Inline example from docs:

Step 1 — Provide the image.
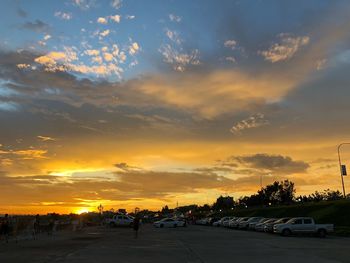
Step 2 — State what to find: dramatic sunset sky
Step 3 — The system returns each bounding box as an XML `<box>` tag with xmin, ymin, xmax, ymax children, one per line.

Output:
<box><xmin>1</xmin><ymin>0</ymin><xmax>350</xmax><ymax>214</ymax></box>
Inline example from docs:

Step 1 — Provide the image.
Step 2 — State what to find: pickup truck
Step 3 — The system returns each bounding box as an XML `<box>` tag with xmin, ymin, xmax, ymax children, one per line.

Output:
<box><xmin>105</xmin><ymin>214</ymin><xmax>134</xmax><ymax>227</ymax></box>
<box><xmin>273</xmin><ymin>217</ymin><xmax>334</xmax><ymax>237</ymax></box>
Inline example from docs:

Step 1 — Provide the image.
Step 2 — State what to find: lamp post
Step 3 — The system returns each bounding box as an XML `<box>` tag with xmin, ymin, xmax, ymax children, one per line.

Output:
<box><xmin>337</xmin><ymin>143</ymin><xmax>349</xmax><ymax>197</ymax></box>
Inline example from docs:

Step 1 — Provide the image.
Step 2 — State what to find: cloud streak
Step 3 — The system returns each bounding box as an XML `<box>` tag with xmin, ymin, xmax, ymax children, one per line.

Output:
<box><xmin>21</xmin><ymin>20</ymin><xmax>50</xmax><ymax>33</ymax></box>
<box><xmin>226</xmin><ymin>153</ymin><xmax>310</xmax><ymax>175</ymax></box>
<box><xmin>259</xmin><ymin>34</ymin><xmax>310</xmax><ymax>63</ymax></box>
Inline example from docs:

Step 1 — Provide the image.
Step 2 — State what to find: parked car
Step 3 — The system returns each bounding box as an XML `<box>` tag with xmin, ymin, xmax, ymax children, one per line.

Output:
<box><xmin>228</xmin><ymin>217</ymin><xmax>241</xmax><ymax>228</ymax></box>
<box><xmin>239</xmin><ymin>217</ymin><xmax>263</xmax><ymax>230</ymax></box>
<box><xmin>230</xmin><ymin>217</ymin><xmax>248</xmax><ymax>228</ymax></box>
<box><xmin>248</xmin><ymin>218</ymin><xmax>270</xmax><ymax>230</ymax></box>
<box><xmin>263</xmin><ymin>217</ymin><xmax>290</xmax><ymax>232</ymax></box>
<box><xmin>195</xmin><ymin>218</ymin><xmax>209</xmax><ymax>225</ymax></box>
<box><xmin>223</xmin><ymin>217</ymin><xmax>237</xmax><ymax>227</ymax></box>
<box><xmin>105</xmin><ymin>214</ymin><xmax>134</xmax><ymax>227</ymax></box>
<box><xmin>212</xmin><ymin>217</ymin><xmax>234</xmax><ymax>227</ymax></box>
<box><xmin>273</xmin><ymin>217</ymin><xmax>334</xmax><ymax>237</ymax></box>
<box><xmin>213</xmin><ymin>217</ymin><xmax>227</xmax><ymax>227</ymax></box>
<box><xmin>254</xmin><ymin>218</ymin><xmax>277</xmax><ymax>232</ymax></box>
<box><xmin>153</xmin><ymin>218</ymin><xmax>186</xmax><ymax>228</ymax></box>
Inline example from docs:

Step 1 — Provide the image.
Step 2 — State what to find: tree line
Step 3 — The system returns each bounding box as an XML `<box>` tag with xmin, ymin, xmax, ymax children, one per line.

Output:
<box><xmin>164</xmin><ymin>180</ymin><xmax>345</xmax><ymax>215</ymax></box>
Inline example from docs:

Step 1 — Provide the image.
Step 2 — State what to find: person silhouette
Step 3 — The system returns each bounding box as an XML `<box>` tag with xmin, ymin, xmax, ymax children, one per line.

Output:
<box><xmin>2</xmin><ymin>214</ymin><xmax>9</xmax><ymax>243</ymax></box>
<box><xmin>48</xmin><ymin>218</ymin><xmax>54</xmax><ymax>236</ymax></box>
<box><xmin>133</xmin><ymin>216</ymin><xmax>140</xmax><ymax>239</ymax></box>
<box><xmin>33</xmin><ymin>214</ymin><xmax>40</xmax><ymax>240</ymax></box>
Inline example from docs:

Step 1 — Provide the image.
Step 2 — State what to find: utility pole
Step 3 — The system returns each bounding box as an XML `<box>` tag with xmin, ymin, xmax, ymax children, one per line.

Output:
<box><xmin>337</xmin><ymin>143</ymin><xmax>349</xmax><ymax>197</ymax></box>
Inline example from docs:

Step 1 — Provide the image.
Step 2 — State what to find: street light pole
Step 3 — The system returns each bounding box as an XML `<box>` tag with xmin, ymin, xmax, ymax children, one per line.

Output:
<box><xmin>337</xmin><ymin>143</ymin><xmax>349</xmax><ymax>197</ymax></box>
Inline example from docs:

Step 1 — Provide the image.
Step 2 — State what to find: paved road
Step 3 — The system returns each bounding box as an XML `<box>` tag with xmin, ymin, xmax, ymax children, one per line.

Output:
<box><xmin>1</xmin><ymin>225</ymin><xmax>350</xmax><ymax>263</ymax></box>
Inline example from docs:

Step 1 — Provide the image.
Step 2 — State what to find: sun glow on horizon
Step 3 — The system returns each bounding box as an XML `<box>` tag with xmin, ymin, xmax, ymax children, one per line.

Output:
<box><xmin>74</xmin><ymin>208</ymin><xmax>91</xmax><ymax>214</ymax></box>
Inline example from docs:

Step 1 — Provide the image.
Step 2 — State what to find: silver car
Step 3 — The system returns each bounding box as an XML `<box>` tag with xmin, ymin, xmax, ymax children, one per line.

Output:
<box><xmin>248</xmin><ymin>218</ymin><xmax>269</xmax><ymax>230</ymax></box>
<box><xmin>228</xmin><ymin>217</ymin><xmax>247</xmax><ymax>228</ymax></box>
<box><xmin>239</xmin><ymin>217</ymin><xmax>263</xmax><ymax>230</ymax></box>
<box><xmin>264</xmin><ymin>218</ymin><xmax>290</xmax><ymax>232</ymax></box>
<box><xmin>255</xmin><ymin>218</ymin><xmax>277</xmax><ymax>232</ymax></box>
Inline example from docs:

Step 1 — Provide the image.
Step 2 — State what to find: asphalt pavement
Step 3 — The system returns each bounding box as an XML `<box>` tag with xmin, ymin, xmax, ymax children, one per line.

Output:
<box><xmin>1</xmin><ymin>224</ymin><xmax>349</xmax><ymax>263</ymax></box>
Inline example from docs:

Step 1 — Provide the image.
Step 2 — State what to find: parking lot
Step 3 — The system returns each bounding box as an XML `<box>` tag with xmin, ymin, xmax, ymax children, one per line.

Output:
<box><xmin>1</xmin><ymin>224</ymin><xmax>349</xmax><ymax>263</ymax></box>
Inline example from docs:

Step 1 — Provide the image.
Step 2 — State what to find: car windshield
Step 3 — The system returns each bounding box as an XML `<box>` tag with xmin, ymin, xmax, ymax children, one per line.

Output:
<box><xmin>258</xmin><ymin>218</ymin><xmax>268</xmax><ymax>223</ymax></box>
<box><xmin>286</xmin><ymin>218</ymin><xmax>297</xmax><ymax>224</ymax></box>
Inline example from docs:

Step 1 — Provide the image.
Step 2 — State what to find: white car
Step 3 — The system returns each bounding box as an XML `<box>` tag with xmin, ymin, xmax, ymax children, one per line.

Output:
<box><xmin>248</xmin><ymin>218</ymin><xmax>269</xmax><ymax>230</ymax></box>
<box><xmin>223</xmin><ymin>217</ymin><xmax>237</xmax><ymax>227</ymax></box>
<box><xmin>229</xmin><ymin>217</ymin><xmax>248</xmax><ymax>228</ymax></box>
<box><xmin>196</xmin><ymin>218</ymin><xmax>209</xmax><ymax>225</ymax></box>
<box><xmin>273</xmin><ymin>217</ymin><xmax>334</xmax><ymax>237</ymax></box>
<box><xmin>239</xmin><ymin>217</ymin><xmax>263</xmax><ymax>230</ymax></box>
<box><xmin>105</xmin><ymin>214</ymin><xmax>134</xmax><ymax>227</ymax></box>
<box><xmin>213</xmin><ymin>217</ymin><xmax>235</xmax><ymax>227</ymax></box>
<box><xmin>255</xmin><ymin>218</ymin><xmax>277</xmax><ymax>232</ymax></box>
<box><xmin>153</xmin><ymin>218</ymin><xmax>186</xmax><ymax>228</ymax></box>
<box><xmin>263</xmin><ymin>218</ymin><xmax>290</xmax><ymax>232</ymax></box>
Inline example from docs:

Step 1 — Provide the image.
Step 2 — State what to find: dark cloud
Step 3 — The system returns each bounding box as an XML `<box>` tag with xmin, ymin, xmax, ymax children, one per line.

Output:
<box><xmin>20</xmin><ymin>20</ymin><xmax>50</xmax><ymax>33</ymax></box>
<box><xmin>0</xmin><ymin>50</ymin><xmax>197</xmax><ymax>145</ymax></box>
<box><xmin>17</xmin><ymin>7</ymin><xmax>27</xmax><ymax>18</ymax></box>
<box><xmin>194</xmin><ymin>166</ymin><xmax>234</xmax><ymax>173</ymax></box>
<box><xmin>227</xmin><ymin>153</ymin><xmax>309</xmax><ymax>174</ymax></box>
<box><xmin>114</xmin><ymin>163</ymin><xmax>140</xmax><ymax>171</ymax></box>
<box><xmin>0</xmin><ymin>167</ymin><xmax>236</xmax><ymax>206</ymax></box>
<box><xmin>115</xmin><ymin>170</ymin><xmax>235</xmax><ymax>195</ymax></box>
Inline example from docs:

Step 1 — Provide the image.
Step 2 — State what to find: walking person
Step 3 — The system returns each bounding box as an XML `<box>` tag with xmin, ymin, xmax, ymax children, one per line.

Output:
<box><xmin>133</xmin><ymin>216</ymin><xmax>140</xmax><ymax>239</ymax></box>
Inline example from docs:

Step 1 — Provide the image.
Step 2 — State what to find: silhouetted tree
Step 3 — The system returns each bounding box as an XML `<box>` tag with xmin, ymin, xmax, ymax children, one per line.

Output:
<box><xmin>238</xmin><ymin>180</ymin><xmax>296</xmax><ymax>207</ymax></box>
<box><xmin>201</xmin><ymin>204</ymin><xmax>211</xmax><ymax>212</ymax></box>
<box><xmin>212</xmin><ymin>196</ymin><xmax>235</xmax><ymax>211</ymax></box>
<box><xmin>323</xmin><ymin>189</ymin><xmax>343</xmax><ymax>201</ymax></box>
<box><xmin>298</xmin><ymin>189</ymin><xmax>343</xmax><ymax>202</ymax></box>
<box><xmin>276</xmin><ymin>180</ymin><xmax>295</xmax><ymax>204</ymax></box>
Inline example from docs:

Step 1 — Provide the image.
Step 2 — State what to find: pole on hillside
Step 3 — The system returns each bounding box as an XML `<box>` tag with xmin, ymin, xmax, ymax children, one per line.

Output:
<box><xmin>337</xmin><ymin>143</ymin><xmax>349</xmax><ymax>198</ymax></box>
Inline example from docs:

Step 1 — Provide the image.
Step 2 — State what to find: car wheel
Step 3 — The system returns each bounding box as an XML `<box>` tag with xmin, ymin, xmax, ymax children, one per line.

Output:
<box><xmin>109</xmin><ymin>222</ymin><xmax>116</xmax><ymax>228</ymax></box>
<box><xmin>282</xmin><ymin>229</ymin><xmax>291</xmax><ymax>236</ymax></box>
<box><xmin>318</xmin><ymin>229</ymin><xmax>326</xmax><ymax>238</ymax></box>
<box><xmin>160</xmin><ymin>224</ymin><xmax>164</xmax><ymax>228</ymax></box>
<box><xmin>174</xmin><ymin>224</ymin><xmax>177</xmax><ymax>228</ymax></box>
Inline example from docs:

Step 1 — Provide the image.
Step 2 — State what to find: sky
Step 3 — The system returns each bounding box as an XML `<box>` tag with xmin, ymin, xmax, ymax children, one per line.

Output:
<box><xmin>1</xmin><ymin>0</ymin><xmax>350</xmax><ymax>214</ymax></box>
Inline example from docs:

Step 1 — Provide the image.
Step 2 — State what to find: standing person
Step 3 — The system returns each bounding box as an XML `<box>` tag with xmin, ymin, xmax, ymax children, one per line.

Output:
<box><xmin>2</xmin><ymin>214</ymin><xmax>10</xmax><ymax>243</ymax></box>
<box><xmin>33</xmin><ymin>214</ymin><xmax>40</xmax><ymax>240</ymax></box>
<box><xmin>133</xmin><ymin>216</ymin><xmax>140</xmax><ymax>239</ymax></box>
<box><xmin>48</xmin><ymin>218</ymin><xmax>54</xmax><ymax>236</ymax></box>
